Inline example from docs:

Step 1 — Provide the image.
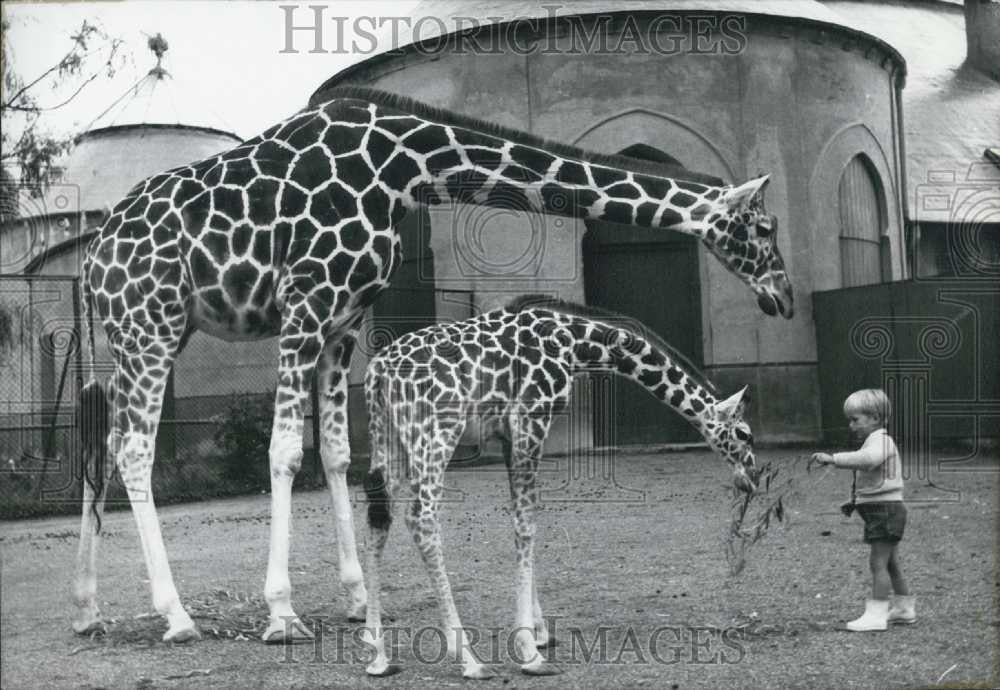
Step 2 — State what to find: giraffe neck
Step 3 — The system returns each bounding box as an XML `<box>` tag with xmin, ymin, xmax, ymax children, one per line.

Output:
<box><xmin>338</xmin><ymin>94</ymin><xmax>726</xmax><ymax>240</ymax></box>
<box><xmin>411</xmin><ymin>132</ymin><xmax>719</xmax><ymax>238</ymax></box>
<box><xmin>568</xmin><ymin>317</ymin><xmax>719</xmax><ymax>433</ymax></box>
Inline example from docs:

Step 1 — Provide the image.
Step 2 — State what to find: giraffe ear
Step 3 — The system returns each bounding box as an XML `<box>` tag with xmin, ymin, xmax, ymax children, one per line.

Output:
<box><xmin>716</xmin><ymin>385</ymin><xmax>750</xmax><ymax>420</ymax></box>
<box><xmin>723</xmin><ymin>175</ymin><xmax>770</xmax><ymax>209</ymax></box>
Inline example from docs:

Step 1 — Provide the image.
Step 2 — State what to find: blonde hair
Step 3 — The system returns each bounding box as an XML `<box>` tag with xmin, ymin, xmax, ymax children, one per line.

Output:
<box><xmin>843</xmin><ymin>388</ymin><xmax>891</xmax><ymax>423</ymax></box>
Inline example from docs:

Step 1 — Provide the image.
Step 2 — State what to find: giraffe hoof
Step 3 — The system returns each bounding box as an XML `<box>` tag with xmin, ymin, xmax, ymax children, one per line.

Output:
<box><xmin>163</xmin><ymin>625</ymin><xmax>201</xmax><ymax>643</ymax></box>
<box><xmin>346</xmin><ymin>604</ymin><xmax>367</xmax><ymax>623</ymax></box>
<box><xmin>366</xmin><ymin>660</ymin><xmax>403</xmax><ymax>677</ymax></box>
<box><xmin>535</xmin><ymin>635</ymin><xmax>556</xmax><ymax>649</ymax></box>
<box><xmin>262</xmin><ymin>617</ymin><xmax>315</xmax><ymax>644</ymax></box>
<box><xmin>352</xmin><ymin>609</ymin><xmax>394</xmax><ymax>623</ymax></box>
<box><xmin>462</xmin><ymin>665</ymin><xmax>495</xmax><ymax>680</ymax></box>
<box><xmin>521</xmin><ymin>660</ymin><xmax>562</xmax><ymax>676</ymax></box>
<box><xmin>72</xmin><ymin>614</ymin><xmax>106</xmax><ymax>636</ymax></box>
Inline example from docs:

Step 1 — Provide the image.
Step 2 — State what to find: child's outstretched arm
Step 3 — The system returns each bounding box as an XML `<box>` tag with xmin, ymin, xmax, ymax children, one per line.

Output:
<box><xmin>811</xmin><ymin>452</ymin><xmax>836</xmax><ymax>466</ymax></box>
<box><xmin>812</xmin><ymin>434</ymin><xmax>887</xmax><ymax>470</ymax></box>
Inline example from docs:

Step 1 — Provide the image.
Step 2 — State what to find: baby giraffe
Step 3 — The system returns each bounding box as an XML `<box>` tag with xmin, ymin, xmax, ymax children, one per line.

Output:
<box><xmin>361</xmin><ymin>295</ymin><xmax>757</xmax><ymax>679</ymax></box>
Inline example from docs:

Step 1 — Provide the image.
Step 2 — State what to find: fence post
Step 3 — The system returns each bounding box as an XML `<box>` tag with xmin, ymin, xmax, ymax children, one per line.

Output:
<box><xmin>37</xmin><ymin>332</ymin><xmax>73</xmax><ymax>500</ymax></box>
<box><xmin>73</xmin><ymin>278</ymin><xmax>83</xmax><ymax>500</ymax></box>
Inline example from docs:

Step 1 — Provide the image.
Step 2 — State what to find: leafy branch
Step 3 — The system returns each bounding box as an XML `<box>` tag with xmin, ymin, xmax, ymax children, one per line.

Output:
<box><xmin>1</xmin><ymin>16</ymin><xmax>126</xmax><ymax>197</ymax></box>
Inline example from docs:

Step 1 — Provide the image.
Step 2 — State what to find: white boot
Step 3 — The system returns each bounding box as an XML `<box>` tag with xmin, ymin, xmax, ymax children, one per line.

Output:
<box><xmin>888</xmin><ymin>595</ymin><xmax>916</xmax><ymax>624</ymax></box>
<box><xmin>845</xmin><ymin>599</ymin><xmax>889</xmax><ymax>632</ymax></box>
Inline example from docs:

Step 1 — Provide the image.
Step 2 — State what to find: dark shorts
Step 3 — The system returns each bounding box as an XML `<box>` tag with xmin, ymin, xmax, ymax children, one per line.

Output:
<box><xmin>856</xmin><ymin>501</ymin><xmax>907</xmax><ymax>543</ymax></box>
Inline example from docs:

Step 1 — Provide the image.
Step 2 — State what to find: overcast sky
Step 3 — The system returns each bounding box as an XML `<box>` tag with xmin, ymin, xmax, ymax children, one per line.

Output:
<box><xmin>5</xmin><ymin>1</ymin><xmax>421</xmax><ymax>141</ymax></box>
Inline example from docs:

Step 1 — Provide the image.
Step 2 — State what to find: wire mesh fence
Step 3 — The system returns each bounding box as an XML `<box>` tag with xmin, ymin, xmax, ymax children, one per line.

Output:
<box><xmin>0</xmin><ymin>276</ymin><xmax>475</xmax><ymax>519</ymax></box>
<box><xmin>0</xmin><ymin>275</ymin><xmax>83</xmax><ymax>518</ymax></box>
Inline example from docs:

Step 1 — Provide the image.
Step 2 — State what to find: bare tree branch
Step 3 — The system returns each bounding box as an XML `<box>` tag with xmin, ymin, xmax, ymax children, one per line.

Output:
<box><xmin>1</xmin><ymin>16</ymin><xmax>126</xmax><ymax>195</ymax></box>
<box><xmin>2</xmin><ymin>28</ymin><xmax>123</xmax><ymax>111</ymax></box>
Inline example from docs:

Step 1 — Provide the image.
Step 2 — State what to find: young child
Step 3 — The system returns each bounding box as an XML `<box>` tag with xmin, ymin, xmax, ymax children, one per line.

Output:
<box><xmin>812</xmin><ymin>388</ymin><xmax>915</xmax><ymax>631</ymax></box>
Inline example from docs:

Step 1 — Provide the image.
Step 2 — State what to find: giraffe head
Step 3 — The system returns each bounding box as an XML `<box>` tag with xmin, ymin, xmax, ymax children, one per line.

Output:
<box><xmin>699</xmin><ymin>176</ymin><xmax>794</xmax><ymax>319</ymax></box>
<box><xmin>704</xmin><ymin>386</ymin><xmax>757</xmax><ymax>493</ymax></box>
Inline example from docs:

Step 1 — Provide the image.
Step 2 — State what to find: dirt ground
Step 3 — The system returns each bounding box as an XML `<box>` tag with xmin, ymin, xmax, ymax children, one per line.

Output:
<box><xmin>2</xmin><ymin>448</ymin><xmax>997</xmax><ymax>689</ymax></box>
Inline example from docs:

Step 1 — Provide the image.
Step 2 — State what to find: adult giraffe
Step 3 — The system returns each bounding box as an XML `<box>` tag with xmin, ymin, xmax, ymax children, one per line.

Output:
<box><xmin>73</xmin><ymin>86</ymin><xmax>793</xmax><ymax>644</ymax></box>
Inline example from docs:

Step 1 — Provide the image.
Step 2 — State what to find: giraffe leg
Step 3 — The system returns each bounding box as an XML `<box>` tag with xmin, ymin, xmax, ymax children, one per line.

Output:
<box><xmin>501</xmin><ymin>431</ymin><xmax>553</xmax><ymax>651</ymax></box>
<box><xmin>405</xmin><ymin>423</ymin><xmax>492</xmax><ymax>680</ymax></box>
<box><xmin>72</xmin><ymin>484</ymin><xmax>108</xmax><ymax>635</ymax></box>
<box><xmin>262</xmin><ymin>437</ymin><xmax>314</xmax><ymax>642</ymax></box>
<box><xmin>122</xmin><ymin>439</ymin><xmax>199</xmax><ymax>642</ymax></box>
<box><xmin>112</xmin><ymin>355</ymin><xmax>199</xmax><ymax>642</ymax></box>
<box><xmin>262</xmin><ymin>315</ymin><xmax>330</xmax><ymax>643</ymax></box>
<box><xmin>363</xmin><ymin>361</ymin><xmax>403</xmax><ymax>675</ymax></box>
<box><xmin>72</xmin><ymin>438</ymin><xmax>111</xmax><ymax>634</ymax></box>
<box><xmin>73</xmin><ymin>375</ymin><xmax>113</xmax><ymax>634</ymax></box>
<box><xmin>507</xmin><ymin>417</ymin><xmax>560</xmax><ymax>675</ymax></box>
<box><xmin>316</xmin><ymin>333</ymin><xmax>366</xmax><ymax>621</ymax></box>
<box><xmin>532</xmin><ymin>579</ymin><xmax>553</xmax><ymax>649</ymax></box>
<box><xmin>361</xmin><ymin>467</ymin><xmax>400</xmax><ymax>677</ymax></box>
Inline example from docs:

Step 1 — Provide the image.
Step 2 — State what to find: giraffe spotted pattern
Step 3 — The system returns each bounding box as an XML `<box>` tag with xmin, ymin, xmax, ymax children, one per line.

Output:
<box><xmin>74</xmin><ymin>86</ymin><xmax>787</xmax><ymax>646</ymax></box>
<box><xmin>361</xmin><ymin>295</ymin><xmax>756</xmax><ymax>678</ymax></box>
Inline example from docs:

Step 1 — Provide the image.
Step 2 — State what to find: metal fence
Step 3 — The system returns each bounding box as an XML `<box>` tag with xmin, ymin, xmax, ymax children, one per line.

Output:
<box><xmin>0</xmin><ymin>275</ymin><xmax>83</xmax><ymax>518</ymax></box>
<box><xmin>813</xmin><ymin>278</ymin><xmax>999</xmax><ymax>448</ymax></box>
<box><xmin>0</xmin><ymin>276</ymin><xmax>475</xmax><ymax>519</ymax></box>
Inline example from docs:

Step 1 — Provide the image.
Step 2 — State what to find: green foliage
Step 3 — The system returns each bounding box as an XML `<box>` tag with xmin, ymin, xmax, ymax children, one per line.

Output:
<box><xmin>212</xmin><ymin>394</ymin><xmax>273</xmax><ymax>491</ymax></box>
<box><xmin>1</xmin><ymin>16</ymin><xmax>125</xmax><ymax>197</ymax></box>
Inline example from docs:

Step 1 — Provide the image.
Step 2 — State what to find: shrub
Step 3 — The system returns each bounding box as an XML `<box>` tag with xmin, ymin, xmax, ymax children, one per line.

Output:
<box><xmin>212</xmin><ymin>394</ymin><xmax>273</xmax><ymax>491</ymax></box>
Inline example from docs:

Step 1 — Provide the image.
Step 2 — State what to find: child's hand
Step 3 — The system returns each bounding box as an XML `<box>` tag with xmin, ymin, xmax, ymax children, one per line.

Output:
<box><xmin>811</xmin><ymin>452</ymin><xmax>835</xmax><ymax>466</ymax></box>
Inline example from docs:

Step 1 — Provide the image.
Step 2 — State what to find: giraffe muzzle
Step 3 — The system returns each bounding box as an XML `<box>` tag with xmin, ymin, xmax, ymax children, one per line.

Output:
<box><xmin>757</xmin><ymin>292</ymin><xmax>779</xmax><ymax>317</ymax></box>
<box><xmin>756</xmin><ymin>278</ymin><xmax>794</xmax><ymax>319</ymax></box>
<box><xmin>776</xmin><ymin>276</ymin><xmax>795</xmax><ymax>318</ymax></box>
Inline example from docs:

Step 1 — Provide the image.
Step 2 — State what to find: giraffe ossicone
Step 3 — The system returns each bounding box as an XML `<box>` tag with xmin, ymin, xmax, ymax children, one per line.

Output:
<box><xmin>74</xmin><ymin>86</ymin><xmax>788</xmax><ymax>644</ymax></box>
<box><xmin>361</xmin><ymin>295</ymin><xmax>757</xmax><ymax>678</ymax></box>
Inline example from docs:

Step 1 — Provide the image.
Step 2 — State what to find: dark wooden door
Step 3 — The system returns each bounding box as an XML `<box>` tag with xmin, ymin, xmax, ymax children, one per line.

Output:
<box><xmin>373</xmin><ymin>207</ymin><xmax>436</xmax><ymax>341</ymax></box>
<box><xmin>583</xmin><ymin>224</ymin><xmax>703</xmax><ymax>445</ymax></box>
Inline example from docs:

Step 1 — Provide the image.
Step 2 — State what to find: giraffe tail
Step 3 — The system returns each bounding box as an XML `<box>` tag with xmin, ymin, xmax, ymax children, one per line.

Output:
<box><xmin>363</xmin><ymin>467</ymin><xmax>392</xmax><ymax>531</ymax></box>
<box><xmin>77</xmin><ymin>275</ymin><xmax>108</xmax><ymax>531</ymax></box>
<box><xmin>77</xmin><ymin>378</ymin><xmax>109</xmax><ymax>532</ymax></box>
<box><xmin>363</xmin><ymin>367</ymin><xmax>392</xmax><ymax>531</ymax></box>
<box><xmin>79</xmin><ymin>255</ymin><xmax>99</xmax><ymax>385</ymax></box>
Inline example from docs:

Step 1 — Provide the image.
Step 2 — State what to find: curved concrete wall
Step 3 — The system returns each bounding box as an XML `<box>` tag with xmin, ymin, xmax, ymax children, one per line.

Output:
<box><xmin>312</xmin><ymin>11</ymin><xmax>905</xmax><ymax>442</ymax></box>
<box><xmin>60</xmin><ymin>126</ymin><xmax>241</xmax><ymax>214</ymax></box>
<box><xmin>2</xmin><ymin>127</ymin><xmax>240</xmax><ymax>276</ymax></box>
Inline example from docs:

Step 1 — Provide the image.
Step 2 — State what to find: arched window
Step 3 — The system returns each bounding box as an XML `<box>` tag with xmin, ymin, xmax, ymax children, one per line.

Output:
<box><xmin>838</xmin><ymin>155</ymin><xmax>888</xmax><ymax>287</ymax></box>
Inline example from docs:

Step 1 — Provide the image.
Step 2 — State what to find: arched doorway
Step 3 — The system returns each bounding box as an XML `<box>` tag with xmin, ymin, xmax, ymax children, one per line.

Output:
<box><xmin>838</xmin><ymin>154</ymin><xmax>889</xmax><ymax>287</ymax></box>
<box><xmin>583</xmin><ymin>144</ymin><xmax>704</xmax><ymax>446</ymax></box>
